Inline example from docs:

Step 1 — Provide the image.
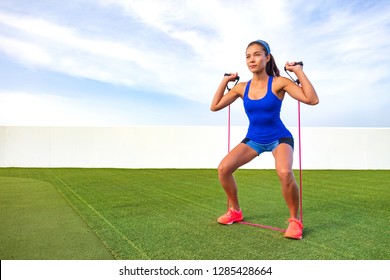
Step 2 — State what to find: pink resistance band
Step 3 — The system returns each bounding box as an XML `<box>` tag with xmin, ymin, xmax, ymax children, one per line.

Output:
<box><xmin>226</xmin><ymin>101</ymin><xmax>303</xmax><ymax>232</ymax></box>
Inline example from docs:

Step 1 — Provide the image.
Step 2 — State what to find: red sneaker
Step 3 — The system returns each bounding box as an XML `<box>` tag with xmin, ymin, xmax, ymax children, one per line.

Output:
<box><xmin>284</xmin><ymin>218</ymin><xmax>304</xmax><ymax>239</ymax></box>
<box><xmin>217</xmin><ymin>208</ymin><xmax>243</xmax><ymax>225</ymax></box>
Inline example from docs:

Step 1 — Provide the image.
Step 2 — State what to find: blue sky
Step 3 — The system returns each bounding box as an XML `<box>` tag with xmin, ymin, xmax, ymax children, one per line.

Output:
<box><xmin>0</xmin><ymin>0</ymin><xmax>389</xmax><ymax>126</ymax></box>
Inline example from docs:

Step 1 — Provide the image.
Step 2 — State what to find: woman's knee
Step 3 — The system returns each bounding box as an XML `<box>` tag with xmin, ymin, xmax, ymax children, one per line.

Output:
<box><xmin>218</xmin><ymin>161</ymin><xmax>234</xmax><ymax>177</ymax></box>
<box><xmin>276</xmin><ymin>168</ymin><xmax>294</xmax><ymax>182</ymax></box>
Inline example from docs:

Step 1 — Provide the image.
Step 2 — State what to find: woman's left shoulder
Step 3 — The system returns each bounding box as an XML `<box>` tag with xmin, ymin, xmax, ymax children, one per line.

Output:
<box><xmin>273</xmin><ymin>75</ymin><xmax>289</xmax><ymax>84</ymax></box>
<box><xmin>272</xmin><ymin>76</ymin><xmax>290</xmax><ymax>90</ymax></box>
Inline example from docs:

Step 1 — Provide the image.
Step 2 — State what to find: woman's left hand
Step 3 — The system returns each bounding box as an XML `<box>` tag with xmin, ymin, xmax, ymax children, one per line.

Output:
<box><xmin>285</xmin><ymin>61</ymin><xmax>303</xmax><ymax>72</ymax></box>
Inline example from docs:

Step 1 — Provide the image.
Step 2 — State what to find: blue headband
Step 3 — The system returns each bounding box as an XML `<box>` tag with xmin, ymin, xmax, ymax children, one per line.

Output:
<box><xmin>256</xmin><ymin>40</ymin><xmax>271</xmax><ymax>54</ymax></box>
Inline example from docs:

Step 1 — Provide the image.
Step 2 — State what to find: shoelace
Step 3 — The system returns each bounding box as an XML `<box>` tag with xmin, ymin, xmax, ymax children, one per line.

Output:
<box><xmin>287</xmin><ymin>218</ymin><xmax>303</xmax><ymax>228</ymax></box>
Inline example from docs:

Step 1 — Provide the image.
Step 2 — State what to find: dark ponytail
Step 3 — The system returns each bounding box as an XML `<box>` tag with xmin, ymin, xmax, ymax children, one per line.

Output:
<box><xmin>266</xmin><ymin>54</ymin><xmax>280</xmax><ymax>77</ymax></box>
<box><xmin>247</xmin><ymin>40</ymin><xmax>280</xmax><ymax>77</ymax></box>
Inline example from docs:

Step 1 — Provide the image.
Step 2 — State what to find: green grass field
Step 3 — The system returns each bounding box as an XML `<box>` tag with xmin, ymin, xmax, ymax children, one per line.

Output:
<box><xmin>0</xmin><ymin>168</ymin><xmax>389</xmax><ymax>260</ymax></box>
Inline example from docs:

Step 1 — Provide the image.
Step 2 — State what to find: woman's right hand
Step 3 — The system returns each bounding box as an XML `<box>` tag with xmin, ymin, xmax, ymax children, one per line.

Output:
<box><xmin>224</xmin><ymin>72</ymin><xmax>239</xmax><ymax>82</ymax></box>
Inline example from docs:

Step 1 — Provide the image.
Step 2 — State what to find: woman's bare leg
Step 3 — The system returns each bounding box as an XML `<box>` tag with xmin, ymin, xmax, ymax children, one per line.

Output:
<box><xmin>218</xmin><ymin>143</ymin><xmax>258</xmax><ymax>210</ymax></box>
<box><xmin>272</xmin><ymin>144</ymin><xmax>299</xmax><ymax>219</ymax></box>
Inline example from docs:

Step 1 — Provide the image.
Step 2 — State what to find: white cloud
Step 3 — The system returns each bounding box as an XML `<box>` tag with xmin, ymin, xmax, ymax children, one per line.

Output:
<box><xmin>0</xmin><ymin>0</ymin><xmax>389</xmax><ymax>126</ymax></box>
<box><xmin>0</xmin><ymin>91</ymin><xmax>137</xmax><ymax>126</ymax></box>
<box><xmin>93</xmin><ymin>0</ymin><xmax>294</xmax><ymax>94</ymax></box>
<box><xmin>0</xmin><ymin>11</ymin><xmax>152</xmax><ymax>86</ymax></box>
<box><xmin>1</xmin><ymin>91</ymin><xmax>87</xmax><ymax>125</ymax></box>
<box><xmin>0</xmin><ymin>36</ymin><xmax>52</xmax><ymax>66</ymax></box>
<box><xmin>0</xmin><ymin>3</ymin><xmax>316</xmax><ymax>103</ymax></box>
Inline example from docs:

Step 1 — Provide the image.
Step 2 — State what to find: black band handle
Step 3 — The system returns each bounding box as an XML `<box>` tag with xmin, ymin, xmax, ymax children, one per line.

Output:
<box><xmin>284</xmin><ymin>61</ymin><xmax>303</xmax><ymax>85</ymax></box>
<box><xmin>224</xmin><ymin>73</ymin><xmax>240</xmax><ymax>91</ymax></box>
<box><xmin>224</xmin><ymin>73</ymin><xmax>240</xmax><ymax>80</ymax></box>
<box><xmin>284</xmin><ymin>61</ymin><xmax>303</xmax><ymax>71</ymax></box>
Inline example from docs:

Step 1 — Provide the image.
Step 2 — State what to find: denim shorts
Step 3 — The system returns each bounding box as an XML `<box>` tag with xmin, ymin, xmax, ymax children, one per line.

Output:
<box><xmin>241</xmin><ymin>137</ymin><xmax>294</xmax><ymax>155</ymax></box>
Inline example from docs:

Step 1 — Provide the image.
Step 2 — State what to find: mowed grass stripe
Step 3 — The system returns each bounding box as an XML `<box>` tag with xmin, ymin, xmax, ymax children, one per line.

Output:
<box><xmin>52</xmin><ymin>168</ymin><xmax>149</xmax><ymax>259</ymax></box>
<box><xmin>0</xmin><ymin>176</ymin><xmax>114</xmax><ymax>260</ymax></box>
<box><xmin>51</xmin><ymin>169</ymin><xmax>388</xmax><ymax>259</ymax></box>
<box><xmin>0</xmin><ymin>169</ymin><xmax>388</xmax><ymax>260</ymax></box>
<box><xmin>70</xmin><ymin>168</ymin><xmax>220</xmax><ymax>259</ymax></box>
<box><xmin>46</xmin><ymin>169</ymin><xmax>286</xmax><ymax>259</ymax></box>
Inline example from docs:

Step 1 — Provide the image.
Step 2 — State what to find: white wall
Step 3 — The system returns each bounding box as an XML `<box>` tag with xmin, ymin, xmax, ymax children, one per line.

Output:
<box><xmin>0</xmin><ymin>126</ymin><xmax>389</xmax><ymax>169</ymax></box>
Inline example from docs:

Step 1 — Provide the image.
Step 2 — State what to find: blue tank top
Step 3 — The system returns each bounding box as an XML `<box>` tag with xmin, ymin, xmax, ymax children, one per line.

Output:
<box><xmin>243</xmin><ymin>76</ymin><xmax>292</xmax><ymax>143</ymax></box>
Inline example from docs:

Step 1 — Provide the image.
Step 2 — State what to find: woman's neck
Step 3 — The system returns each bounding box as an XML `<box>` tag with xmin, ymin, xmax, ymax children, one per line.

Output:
<box><xmin>252</xmin><ymin>71</ymin><xmax>269</xmax><ymax>83</ymax></box>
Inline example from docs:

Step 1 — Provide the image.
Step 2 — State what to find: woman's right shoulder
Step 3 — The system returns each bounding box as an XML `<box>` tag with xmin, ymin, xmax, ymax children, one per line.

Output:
<box><xmin>233</xmin><ymin>81</ymin><xmax>249</xmax><ymax>98</ymax></box>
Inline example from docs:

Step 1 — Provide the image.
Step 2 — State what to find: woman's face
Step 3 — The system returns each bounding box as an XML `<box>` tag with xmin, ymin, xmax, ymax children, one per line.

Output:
<box><xmin>246</xmin><ymin>44</ymin><xmax>269</xmax><ymax>73</ymax></box>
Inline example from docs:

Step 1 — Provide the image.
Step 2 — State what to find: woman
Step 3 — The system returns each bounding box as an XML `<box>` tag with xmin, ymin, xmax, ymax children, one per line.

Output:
<box><xmin>210</xmin><ymin>40</ymin><xmax>319</xmax><ymax>239</ymax></box>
